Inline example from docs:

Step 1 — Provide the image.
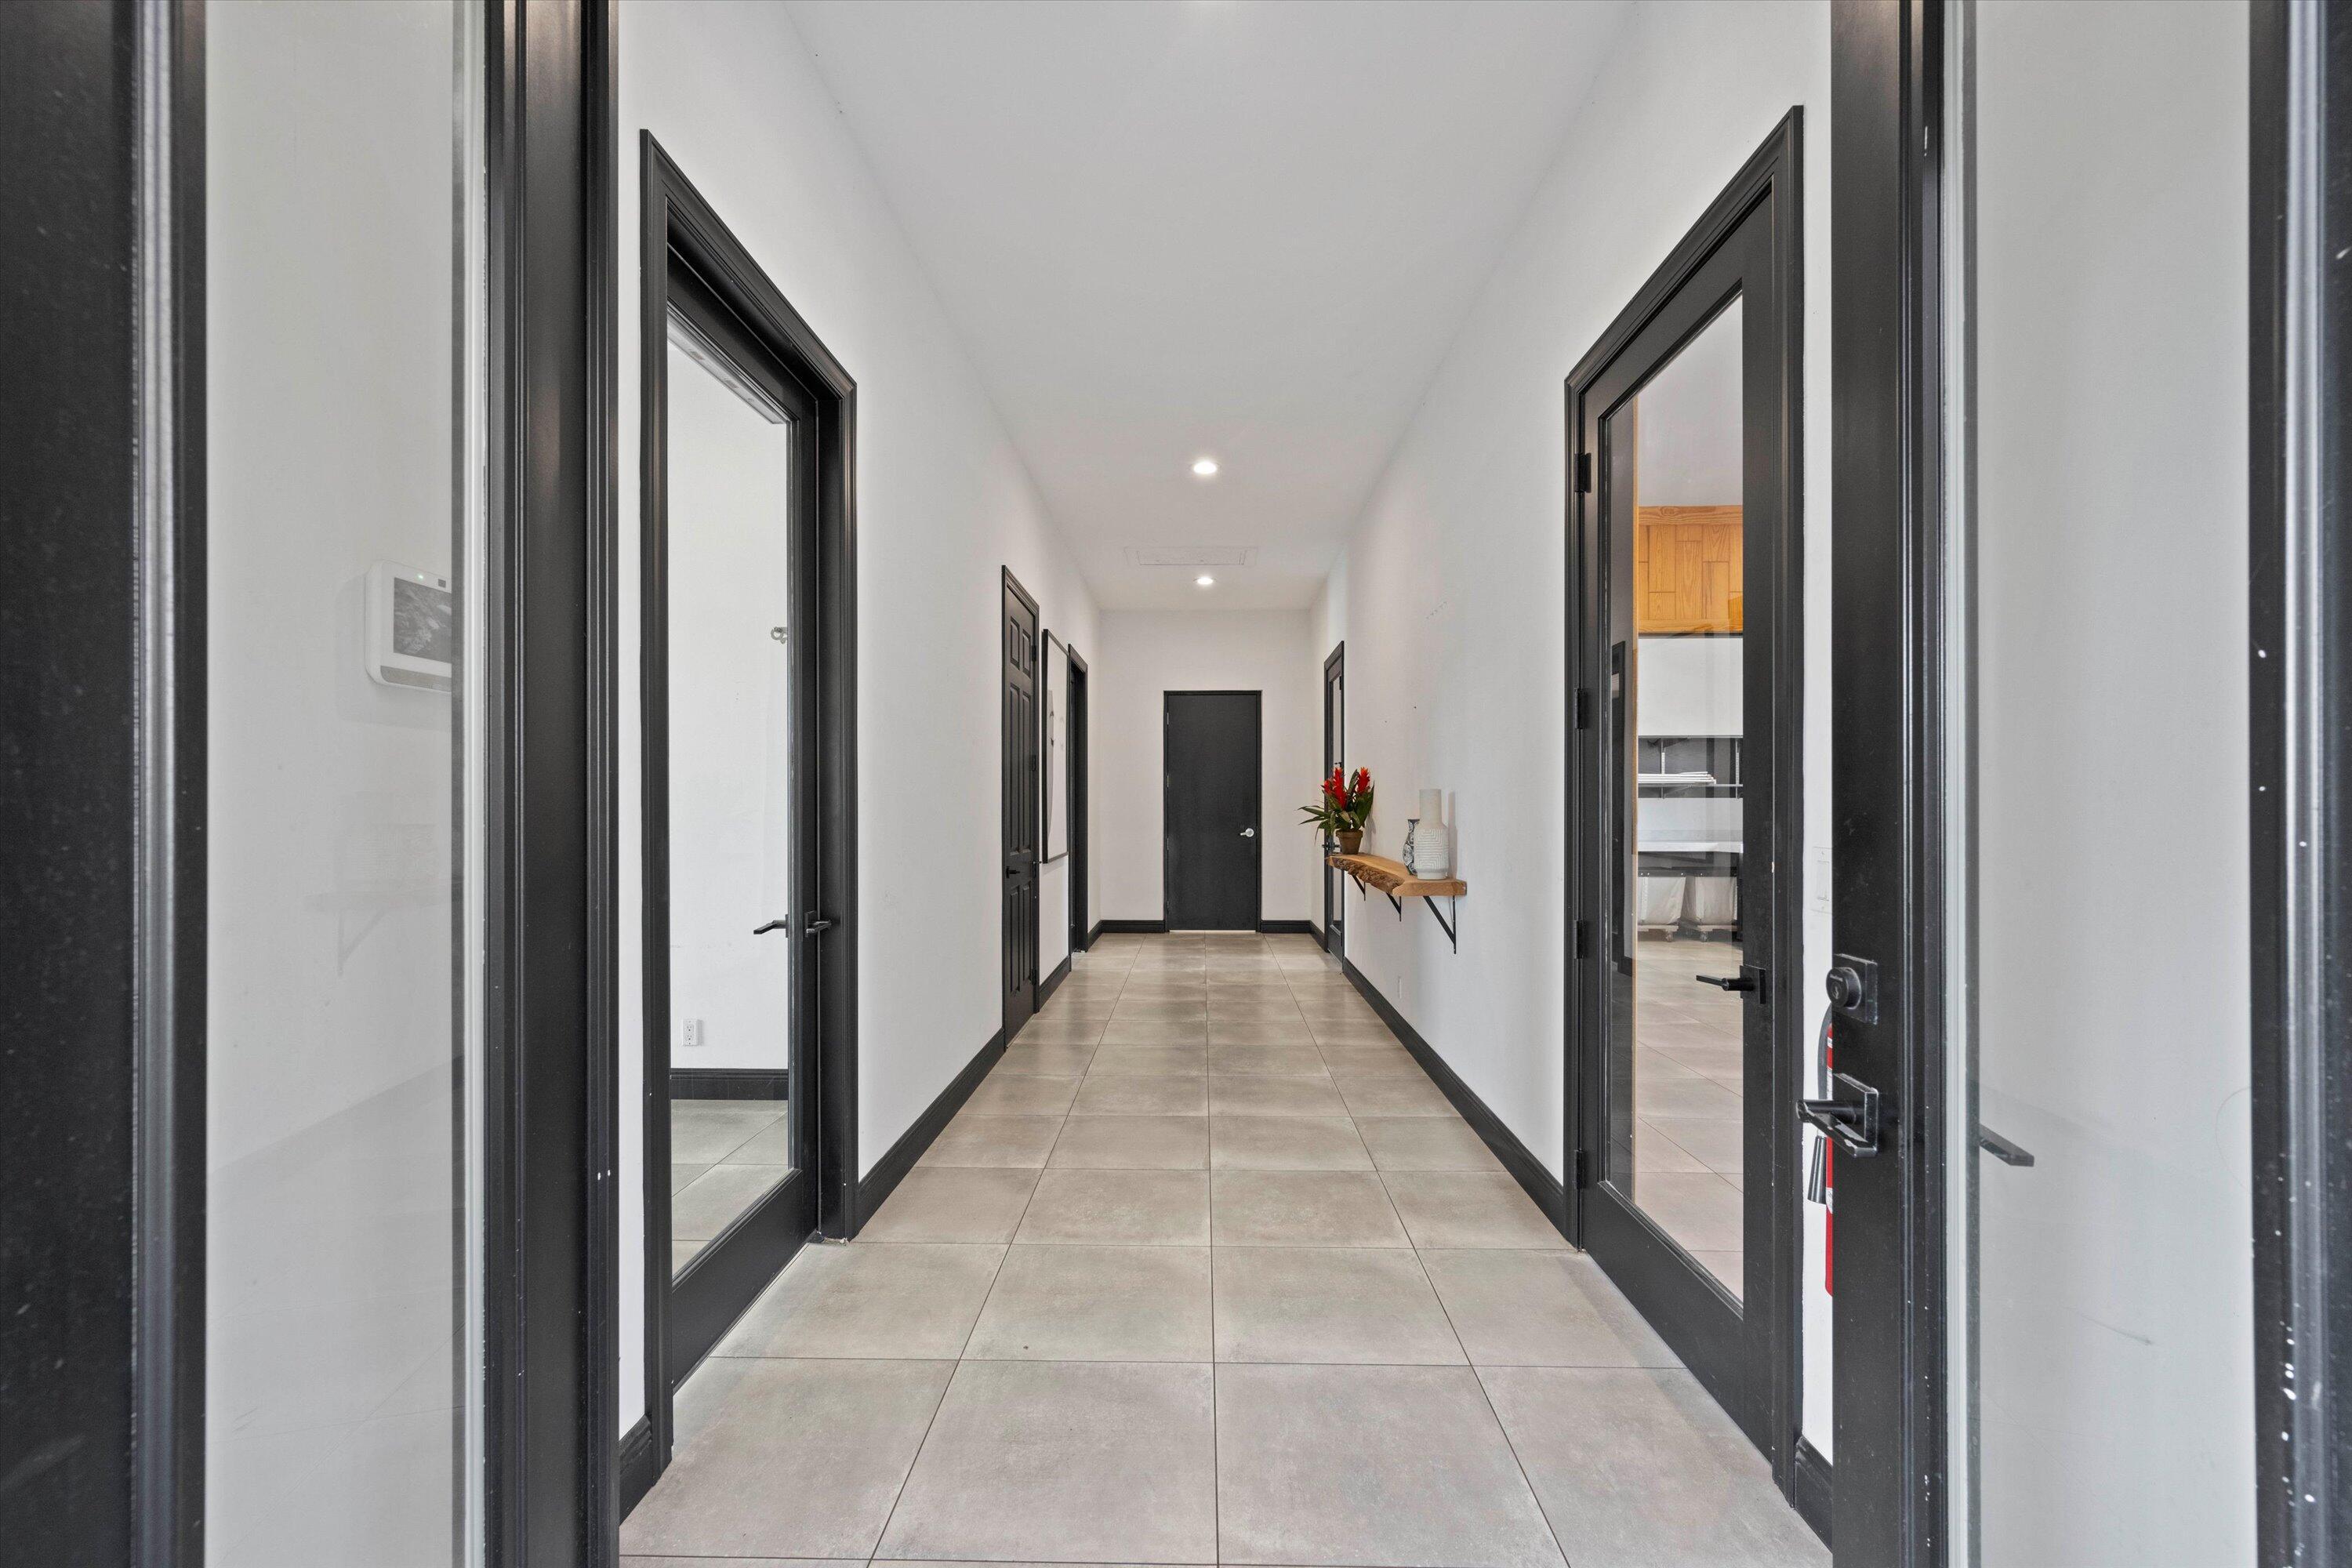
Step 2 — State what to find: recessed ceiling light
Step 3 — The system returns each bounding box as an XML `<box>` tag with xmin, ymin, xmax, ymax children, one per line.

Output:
<box><xmin>1196</xmin><ymin>575</ymin><xmax>1215</xmax><ymax>588</ymax></box>
<box><xmin>1191</xmin><ymin>457</ymin><xmax>1219</xmax><ymax>477</ymax></box>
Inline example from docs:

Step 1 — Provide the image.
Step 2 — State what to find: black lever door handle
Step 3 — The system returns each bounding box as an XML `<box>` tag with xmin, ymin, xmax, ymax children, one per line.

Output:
<box><xmin>804</xmin><ymin>915</ymin><xmax>835</xmax><ymax>935</ymax></box>
<box><xmin>752</xmin><ymin>919</ymin><xmax>790</xmax><ymax>936</ymax></box>
<box><xmin>1799</xmin><ymin>1071</ymin><xmax>1882</xmax><ymax>1156</ymax></box>
<box><xmin>1694</xmin><ymin>964</ymin><xmax>1768</xmax><ymax>1003</ymax></box>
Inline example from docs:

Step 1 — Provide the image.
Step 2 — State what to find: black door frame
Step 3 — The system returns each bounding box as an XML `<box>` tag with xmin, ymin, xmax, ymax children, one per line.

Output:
<box><xmin>1824</xmin><ymin>5</ymin><xmax>2347</xmax><ymax>1561</ymax></box>
<box><xmin>2242</xmin><ymin>1</ymin><xmax>2347</xmax><ymax>1560</ymax></box>
<box><xmin>633</xmin><ymin>132</ymin><xmax>860</xmax><ymax>1504</ymax></box>
<box><xmin>1002</xmin><ymin>568</ymin><xmax>1044</xmax><ymax>1040</ymax></box>
<box><xmin>1824</xmin><ymin>9</ymin><xmax>1952</xmax><ymax>1556</ymax></box>
<box><xmin>1563</xmin><ymin>111</ymin><xmax>1805</xmax><ymax>1487</ymax></box>
<box><xmin>1068</xmin><ymin>646</ymin><xmax>1091</xmax><ymax>953</ymax></box>
<box><xmin>0</xmin><ymin>5</ymin><xmax>208</xmax><ymax>1558</ymax></box>
<box><xmin>1162</xmin><ymin>690</ymin><xmax>1265</xmax><ymax>931</ymax></box>
<box><xmin>0</xmin><ymin>2</ymin><xmax>621</xmax><ymax>1560</ymax></box>
<box><xmin>1323</xmin><ymin>643</ymin><xmax>1346</xmax><ymax>954</ymax></box>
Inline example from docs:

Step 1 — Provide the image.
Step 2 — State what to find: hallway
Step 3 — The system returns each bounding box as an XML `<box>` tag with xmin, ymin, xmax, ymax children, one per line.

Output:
<box><xmin>621</xmin><ymin>933</ymin><xmax>1824</xmax><ymax>1567</ymax></box>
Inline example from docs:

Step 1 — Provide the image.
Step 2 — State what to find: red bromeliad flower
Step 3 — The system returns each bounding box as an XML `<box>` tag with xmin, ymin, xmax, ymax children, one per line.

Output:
<box><xmin>1301</xmin><ymin>765</ymin><xmax>1374</xmax><ymax>837</ymax></box>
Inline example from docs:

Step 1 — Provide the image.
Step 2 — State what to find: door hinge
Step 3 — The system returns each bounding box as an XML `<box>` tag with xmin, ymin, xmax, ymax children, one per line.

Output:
<box><xmin>1573</xmin><ymin>688</ymin><xmax>1592</xmax><ymax>730</ymax></box>
<box><xmin>1575</xmin><ymin>452</ymin><xmax>1593</xmax><ymax>494</ymax></box>
<box><xmin>1573</xmin><ymin>1149</ymin><xmax>1591</xmax><ymax>1189</ymax></box>
<box><xmin>1573</xmin><ymin>919</ymin><xmax>1591</xmax><ymax>960</ymax></box>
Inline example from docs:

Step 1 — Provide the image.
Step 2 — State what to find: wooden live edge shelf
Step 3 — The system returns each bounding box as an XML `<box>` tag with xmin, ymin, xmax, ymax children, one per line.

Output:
<box><xmin>1327</xmin><ymin>852</ymin><xmax>1466</xmax><ymax>949</ymax></box>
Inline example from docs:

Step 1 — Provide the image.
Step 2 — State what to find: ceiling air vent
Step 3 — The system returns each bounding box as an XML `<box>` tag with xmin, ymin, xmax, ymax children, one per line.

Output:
<box><xmin>1124</xmin><ymin>546</ymin><xmax>1259</xmax><ymax>568</ymax></box>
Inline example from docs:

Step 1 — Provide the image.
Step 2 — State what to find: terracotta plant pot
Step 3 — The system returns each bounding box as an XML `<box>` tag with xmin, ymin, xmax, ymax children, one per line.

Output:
<box><xmin>1336</xmin><ymin>831</ymin><xmax>1364</xmax><ymax>855</ymax></box>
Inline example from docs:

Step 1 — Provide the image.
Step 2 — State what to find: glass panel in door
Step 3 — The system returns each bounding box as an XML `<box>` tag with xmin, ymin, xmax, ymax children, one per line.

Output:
<box><xmin>204</xmin><ymin>2</ymin><xmax>487</xmax><ymax>1561</ymax></box>
<box><xmin>1603</xmin><ymin>297</ymin><xmax>1748</xmax><ymax>1298</ymax></box>
<box><xmin>665</xmin><ymin>314</ymin><xmax>797</xmax><ymax>1278</ymax></box>
<box><xmin>1946</xmin><ymin>0</ymin><xmax>2255</xmax><ymax>1560</ymax></box>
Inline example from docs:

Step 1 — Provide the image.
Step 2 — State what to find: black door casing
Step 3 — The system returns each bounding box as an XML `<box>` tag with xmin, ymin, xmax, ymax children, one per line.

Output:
<box><xmin>1323</xmin><ymin>644</ymin><xmax>1346</xmax><ymax>954</ymax></box>
<box><xmin>1164</xmin><ymin>691</ymin><xmax>1262</xmax><ymax>931</ymax></box>
<box><xmin>1566</xmin><ymin>114</ymin><xmax>1806</xmax><ymax>1495</ymax></box>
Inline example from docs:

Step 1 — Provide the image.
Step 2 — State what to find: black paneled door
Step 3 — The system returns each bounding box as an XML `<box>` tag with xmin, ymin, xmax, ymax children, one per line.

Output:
<box><xmin>1164</xmin><ymin>691</ymin><xmax>1262</xmax><ymax>931</ymax></box>
<box><xmin>1002</xmin><ymin>572</ymin><xmax>1042</xmax><ymax>1039</ymax></box>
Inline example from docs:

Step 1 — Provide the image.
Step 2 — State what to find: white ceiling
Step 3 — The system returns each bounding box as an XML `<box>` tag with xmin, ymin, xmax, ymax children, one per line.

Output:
<box><xmin>785</xmin><ymin>0</ymin><xmax>1633</xmax><ymax>608</ymax></box>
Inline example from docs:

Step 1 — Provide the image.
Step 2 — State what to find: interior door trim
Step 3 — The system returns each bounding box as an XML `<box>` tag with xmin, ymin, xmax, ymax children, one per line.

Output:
<box><xmin>633</xmin><ymin>131</ymin><xmax>861</xmax><ymax>1512</ymax></box>
<box><xmin>1563</xmin><ymin>109</ymin><xmax>1806</xmax><ymax>1494</ymax></box>
<box><xmin>1322</xmin><ymin>642</ymin><xmax>1345</xmax><ymax>953</ymax></box>
<box><xmin>1825</xmin><ymin>3</ymin><xmax>1948</xmax><ymax>1559</ymax></box>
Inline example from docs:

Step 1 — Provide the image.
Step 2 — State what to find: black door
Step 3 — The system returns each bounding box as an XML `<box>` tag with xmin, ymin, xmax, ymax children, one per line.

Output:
<box><xmin>1003</xmin><ymin>571</ymin><xmax>1042</xmax><ymax>1036</ymax></box>
<box><xmin>1566</xmin><ymin>117</ymin><xmax>1804</xmax><ymax>1473</ymax></box>
<box><xmin>647</xmin><ymin>238</ymin><xmax>824</xmax><ymax>1399</ymax></box>
<box><xmin>1323</xmin><ymin>644</ymin><xmax>1345</xmax><ymax>953</ymax></box>
<box><xmin>1164</xmin><ymin>691</ymin><xmax>1262</xmax><ymax>931</ymax></box>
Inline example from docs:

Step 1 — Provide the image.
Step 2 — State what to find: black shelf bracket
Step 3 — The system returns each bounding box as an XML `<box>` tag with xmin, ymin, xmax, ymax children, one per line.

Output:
<box><xmin>1345</xmin><ymin>869</ymin><xmax>1459</xmax><ymax>952</ymax></box>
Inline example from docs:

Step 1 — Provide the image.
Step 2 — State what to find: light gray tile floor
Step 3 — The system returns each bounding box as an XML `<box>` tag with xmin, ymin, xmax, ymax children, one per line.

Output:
<box><xmin>624</xmin><ymin>933</ymin><xmax>1823</xmax><ymax>1568</ymax></box>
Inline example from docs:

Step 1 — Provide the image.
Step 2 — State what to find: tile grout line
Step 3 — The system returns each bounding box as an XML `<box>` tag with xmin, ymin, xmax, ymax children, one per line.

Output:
<box><xmin>1301</xmin><ymin>942</ymin><xmax>1573</xmax><ymax>1568</ymax></box>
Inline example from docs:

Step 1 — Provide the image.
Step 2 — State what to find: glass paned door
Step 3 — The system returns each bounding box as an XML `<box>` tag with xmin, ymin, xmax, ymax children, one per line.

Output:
<box><xmin>203</xmin><ymin>2</ymin><xmax>488</xmax><ymax>1562</ymax></box>
<box><xmin>1604</xmin><ymin>299</ymin><xmax>1751</xmax><ymax>1298</ymax></box>
<box><xmin>663</xmin><ymin>313</ymin><xmax>800</xmax><ymax>1278</ymax></box>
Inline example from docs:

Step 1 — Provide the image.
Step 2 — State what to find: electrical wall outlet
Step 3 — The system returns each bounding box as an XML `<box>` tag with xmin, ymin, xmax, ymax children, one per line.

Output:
<box><xmin>682</xmin><ymin>1018</ymin><xmax>706</xmax><ymax>1050</ymax></box>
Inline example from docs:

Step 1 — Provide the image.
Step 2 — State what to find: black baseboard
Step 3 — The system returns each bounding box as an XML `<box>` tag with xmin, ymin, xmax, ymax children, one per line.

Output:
<box><xmin>668</xmin><ymin>1067</ymin><xmax>788</xmax><ymax>1101</ymax></box>
<box><xmin>1338</xmin><ymin>957</ymin><xmax>1570</xmax><ymax>1241</ymax></box>
<box><xmin>1792</xmin><ymin>1436</ymin><xmax>1831</xmax><ymax>1544</ymax></box>
<box><xmin>1097</xmin><ymin>918</ymin><xmax>1168</xmax><ymax>935</ymax></box>
<box><xmin>619</xmin><ymin>1415</ymin><xmax>656</xmax><ymax>1519</ymax></box>
<box><xmin>1256</xmin><ymin>919</ymin><xmax>1317</xmax><ymax>935</ymax></box>
<box><xmin>1082</xmin><ymin>919</ymin><xmax>1103</xmax><ymax>950</ymax></box>
<box><xmin>851</xmin><ymin>1025</ymin><xmax>1005</xmax><ymax>1233</ymax></box>
<box><xmin>1036</xmin><ymin>953</ymin><xmax>1073</xmax><ymax>1007</ymax></box>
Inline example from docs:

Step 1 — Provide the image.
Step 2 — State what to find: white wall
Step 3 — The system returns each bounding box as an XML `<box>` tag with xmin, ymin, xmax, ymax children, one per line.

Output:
<box><xmin>1321</xmin><ymin>0</ymin><xmax>1835</xmax><ymax>1446</ymax></box>
<box><xmin>1097</xmin><ymin>609</ymin><xmax>1319</xmax><ymax>926</ymax></box>
<box><xmin>618</xmin><ymin>0</ymin><xmax>1099</xmax><ymax>1433</ymax></box>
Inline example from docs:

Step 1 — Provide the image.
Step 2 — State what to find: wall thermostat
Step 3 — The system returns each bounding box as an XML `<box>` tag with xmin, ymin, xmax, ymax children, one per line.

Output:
<box><xmin>366</xmin><ymin>561</ymin><xmax>455</xmax><ymax>691</ymax></box>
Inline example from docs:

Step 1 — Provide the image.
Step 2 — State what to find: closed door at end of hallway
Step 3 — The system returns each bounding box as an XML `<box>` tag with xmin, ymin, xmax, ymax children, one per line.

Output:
<box><xmin>1164</xmin><ymin>691</ymin><xmax>1261</xmax><ymax>931</ymax></box>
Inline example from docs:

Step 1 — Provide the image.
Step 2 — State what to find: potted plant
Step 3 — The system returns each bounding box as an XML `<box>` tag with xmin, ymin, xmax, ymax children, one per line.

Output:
<box><xmin>1302</xmin><ymin>766</ymin><xmax>1374</xmax><ymax>855</ymax></box>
